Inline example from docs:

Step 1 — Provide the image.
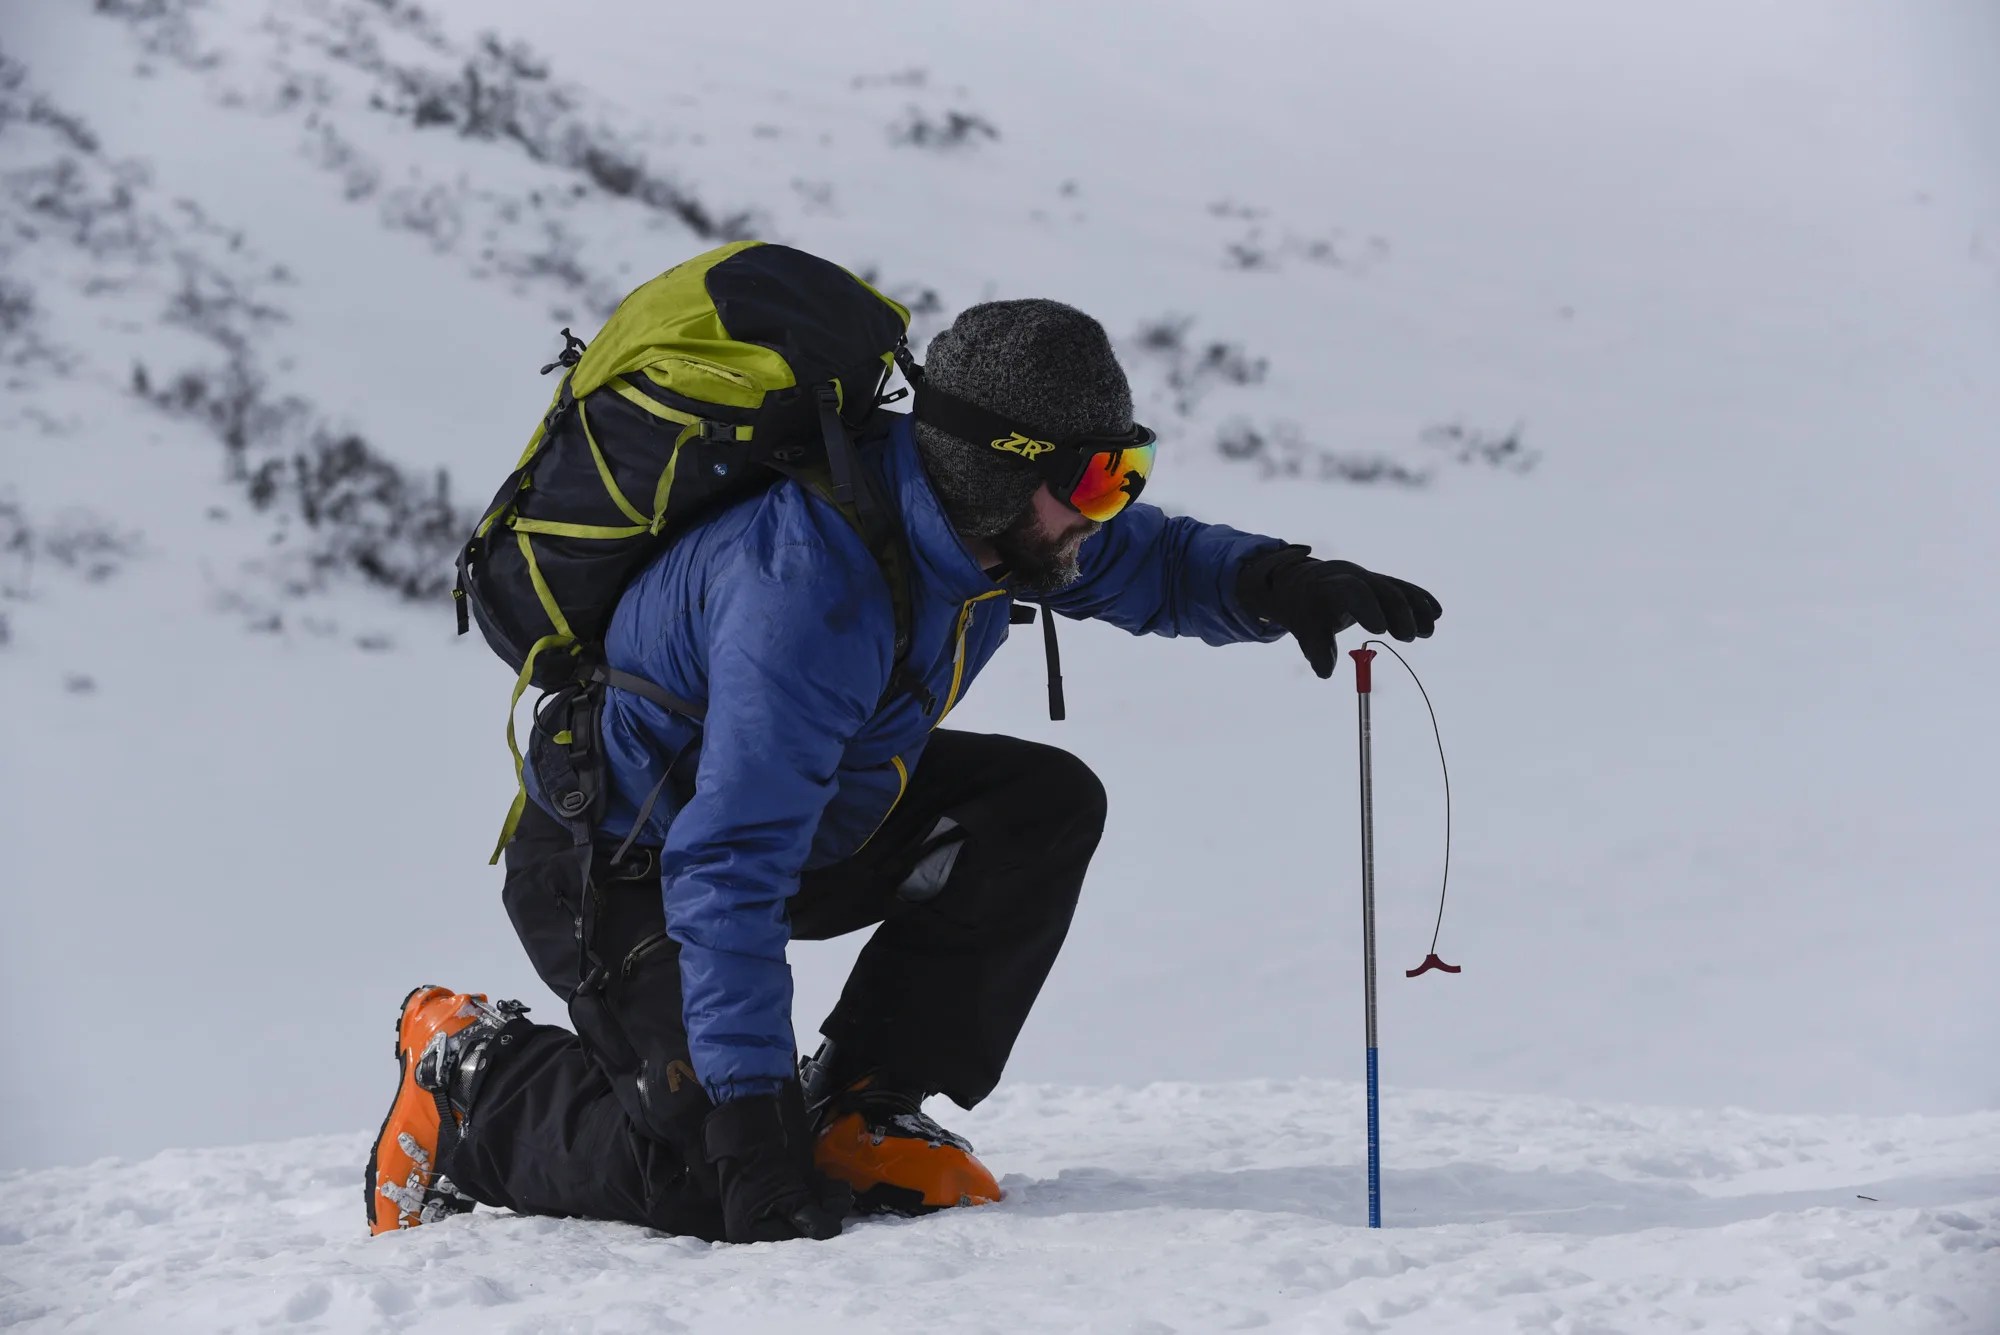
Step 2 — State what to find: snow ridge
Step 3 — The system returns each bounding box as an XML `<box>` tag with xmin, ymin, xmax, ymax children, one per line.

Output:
<box><xmin>0</xmin><ymin>50</ymin><xmax>464</xmax><ymax>625</ymax></box>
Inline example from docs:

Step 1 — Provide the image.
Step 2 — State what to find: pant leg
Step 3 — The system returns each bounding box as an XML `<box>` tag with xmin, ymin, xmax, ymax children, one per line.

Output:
<box><xmin>446</xmin><ymin>1024</ymin><xmax>719</xmax><ymax>1237</ymax></box>
<box><xmin>450</xmin><ymin>732</ymin><xmax>1102</xmax><ymax>1221</ymax></box>
<box><xmin>792</xmin><ymin>731</ymin><xmax>1106</xmax><ymax>1109</ymax></box>
<box><xmin>444</xmin><ymin>802</ymin><xmax>723</xmax><ymax>1239</ymax></box>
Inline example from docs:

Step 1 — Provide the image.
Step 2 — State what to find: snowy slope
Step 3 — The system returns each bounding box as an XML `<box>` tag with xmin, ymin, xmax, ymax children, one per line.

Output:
<box><xmin>6</xmin><ymin>1082</ymin><xmax>1999</xmax><ymax>1334</ymax></box>
<box><xmin>2</xmin><ymin>2</ymin><xmax>1997</xmax><ymax>1322</ymax></box>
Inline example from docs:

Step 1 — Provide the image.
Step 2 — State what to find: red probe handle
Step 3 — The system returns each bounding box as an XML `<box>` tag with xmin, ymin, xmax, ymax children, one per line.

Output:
<box><xmin>1350</xmin><ymin>647</ymin><xmax>1376</xmax><ymax>694</ymax></box>
<box><xmin>1405</xmin><ymin>953</ymin><xmax>1461</xmax><ymax>978</ymax></box>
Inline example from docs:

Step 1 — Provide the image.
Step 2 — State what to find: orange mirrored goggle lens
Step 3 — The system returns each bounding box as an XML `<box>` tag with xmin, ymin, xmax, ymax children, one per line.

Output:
<box><xmin>1067</xmin><ymin>440</ymin><xmax>1157</xmax><ymax>523</ymax></box>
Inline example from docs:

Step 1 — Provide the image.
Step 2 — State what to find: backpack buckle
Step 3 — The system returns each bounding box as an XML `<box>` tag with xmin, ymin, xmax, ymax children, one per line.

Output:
<box><xmin>543</xmin><ymin>383</ymin><xmax>576</xmax><ymax>435</ymax></box>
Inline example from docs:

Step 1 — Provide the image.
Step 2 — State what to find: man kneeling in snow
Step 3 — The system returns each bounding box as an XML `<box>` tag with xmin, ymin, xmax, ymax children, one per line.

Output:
<box><xmin>366</xmin><ymin>300</ymin><xmax>1440</xmax><ymax>1242</ymax></box>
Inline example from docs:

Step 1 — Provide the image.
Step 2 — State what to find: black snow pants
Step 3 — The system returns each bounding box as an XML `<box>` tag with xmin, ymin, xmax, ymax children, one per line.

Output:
<box><xmin>444</xmin><ymin>729</ymin><xmax>1105</xmax><ymax>1237</ymax></box>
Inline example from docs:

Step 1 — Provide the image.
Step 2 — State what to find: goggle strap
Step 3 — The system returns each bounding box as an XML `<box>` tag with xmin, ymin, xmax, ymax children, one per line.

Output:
<box><xmin>910</xmin><ymin>384</ymin><xmax>1052</xmax><ymax>462</ymax></box>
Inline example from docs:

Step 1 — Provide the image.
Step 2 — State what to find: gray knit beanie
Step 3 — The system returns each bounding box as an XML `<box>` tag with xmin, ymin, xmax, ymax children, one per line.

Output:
<box><xmin>913</xmin><ymin>299</ymin><xmax>1135</xmax><ymax>539</ymax></box>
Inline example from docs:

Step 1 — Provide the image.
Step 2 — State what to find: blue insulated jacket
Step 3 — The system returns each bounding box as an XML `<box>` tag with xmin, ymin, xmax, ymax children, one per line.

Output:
<box><xmin>585</xmin><ymin>412</ymin><xmax>1283</xmax><ymax>1103</ymax></box>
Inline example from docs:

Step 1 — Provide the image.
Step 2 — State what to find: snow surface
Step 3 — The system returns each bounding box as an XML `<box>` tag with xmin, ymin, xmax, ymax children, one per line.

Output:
<box><xmin>6</xmin><ymin>1082</ymin><xmax>1999</xmax><ymax>1333</ymax></box>
<box><xmin>2</xmin><ymin>0</ymin><xmax>1998</xmax><ymax>1328</ymax></box>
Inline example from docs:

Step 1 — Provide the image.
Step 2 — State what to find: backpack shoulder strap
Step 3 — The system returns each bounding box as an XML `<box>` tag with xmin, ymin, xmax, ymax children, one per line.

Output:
<box><xmin>785</xmin><ymin>386</ymin><xmax>928</xmax><ymax>714</ymax></box>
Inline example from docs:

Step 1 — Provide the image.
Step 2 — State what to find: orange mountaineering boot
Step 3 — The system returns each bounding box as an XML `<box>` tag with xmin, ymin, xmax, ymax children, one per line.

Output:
<box><xmin>364</xmin><ymin>985</ymin><xmax>525</xmax><ymax>1235</ymax></box>
<box><xmin>800</xmin><ymin>1042</ymin><xmax>1002</xmax><ymax>1215</ymax></box>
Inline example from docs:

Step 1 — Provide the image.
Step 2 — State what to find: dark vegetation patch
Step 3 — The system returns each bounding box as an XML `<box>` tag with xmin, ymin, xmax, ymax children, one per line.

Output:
<box><xmin>133</xmin><ymin>356</ymin><xmax>463</xmax><ymax>601</ymax></box>
<box><xmin>1131</xmin><ymin>315</ymin><xmax>1270</xmax><ymax>416</ymax></box>
<box><xmin>1207</xmin><ymin>199</ymin><xmax>1392</xmax><ymax>274</ymax></box>
<box><xmin>889</xmin><ymin>108</ymin><xmax>999</xmax><ymax>151</ymax></box>
<box><xmin>1130</xmin><ymin>314</ymin><xmax>1536</xmax><ymax>486</ymax></box>
<box><xmin>0</xmin><ymin>491</ymin><xmax>145</xmax><ymax>611</ymax></box>
<box><xmin>1420</xmin><ymin>420</ymin><xmax>1540</xmax><ymax>474</ymax></box>
<box><xmin>2</xmin><ymin>63</ymin><xmax>470</xmax><ymax>615</ymax></box>
<box><xmin>1217</xmin><ymin>421</ymin><xmax>1431</xmax><ymax>488</ymax></box>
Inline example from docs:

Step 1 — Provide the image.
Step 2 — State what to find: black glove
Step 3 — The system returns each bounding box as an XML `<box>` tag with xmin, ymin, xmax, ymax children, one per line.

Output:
<box><xmin>703</xmin><ymin>1082</ymin><xmax>852</xmax><ymax>1243</ymax></box>
<box><xmin>1237</xmin><ymin>544</ymin><xmax>1441</xmax><ymax>677</ymax></box>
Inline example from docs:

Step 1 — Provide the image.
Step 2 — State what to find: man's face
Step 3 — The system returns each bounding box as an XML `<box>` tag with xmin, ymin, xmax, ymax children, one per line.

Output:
<box><xmin>991</xmin><ymin>484</ymin><xmax>1101</xmax><ymax>595</ymax></box>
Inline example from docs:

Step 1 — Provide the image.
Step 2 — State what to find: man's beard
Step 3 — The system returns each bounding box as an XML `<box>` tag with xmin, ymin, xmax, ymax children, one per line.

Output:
<box><xmin>990</xmin><ymin>507</ymin><xmax>1099</xmax><ymax>595</ymax></box>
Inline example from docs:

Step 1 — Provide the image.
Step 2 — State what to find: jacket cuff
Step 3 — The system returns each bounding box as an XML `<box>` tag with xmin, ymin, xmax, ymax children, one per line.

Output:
<box><xmin>704</xmin><ymin>1074</ymin><xmax>791</xmax><ymax>1105</ymax></box>
<box><xmin>1225</xmin><ymin>538</ymin><xmax>1299</xmax><ymax>642</ymax></box>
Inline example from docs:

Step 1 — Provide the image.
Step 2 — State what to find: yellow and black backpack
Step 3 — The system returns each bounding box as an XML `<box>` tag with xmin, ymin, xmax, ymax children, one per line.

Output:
<box><xmin>454</xmin><ymin>240</ymin><xmax>922</xmax><ymax>854</ymax></box>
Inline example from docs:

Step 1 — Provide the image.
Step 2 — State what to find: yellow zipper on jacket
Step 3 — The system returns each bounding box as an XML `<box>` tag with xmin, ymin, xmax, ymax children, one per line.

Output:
<box><xmin>859</xmin><ymin>591</ymin><xmax>1003</xmax><ymax>850</ymax></box>
<box><xmin>935</xmin><ymin>590</ymin><xmax>1007</xmax><ymax>727</ymax></box>
<box><xmin>856</xmin><ymin>754</ymin><xmax>909</xmax><ymax>852</ymax></box>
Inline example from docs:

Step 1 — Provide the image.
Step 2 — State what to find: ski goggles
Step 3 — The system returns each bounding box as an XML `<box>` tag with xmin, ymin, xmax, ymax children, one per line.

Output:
<box><xmin>1042</xmin><ymin>424</ymin><xmax>1157</xmax><ymax>523</ymax></box>
<box><xmin>912</xmin><ymin>385</ymin><xmax>1157</xmax><ymax>523</ymax></box>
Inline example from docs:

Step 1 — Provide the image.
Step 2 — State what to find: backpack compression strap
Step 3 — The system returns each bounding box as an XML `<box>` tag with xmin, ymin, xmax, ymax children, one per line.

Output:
<box><xmin>586</xmin><ymin>664</ymin><xmax>707</xmax><ymax>722</ymax></box>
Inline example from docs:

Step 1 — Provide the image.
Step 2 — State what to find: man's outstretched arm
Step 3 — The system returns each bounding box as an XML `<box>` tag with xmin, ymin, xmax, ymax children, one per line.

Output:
<box><xmin>1035</xmin><ymin>502</ymin><xmax>1286</xmax><ymax>644</ymax></box>
<box><xmin>1037</xmin><ymin>503</ymin><xmax>1441</xmax><ymax>661</ymax></box>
